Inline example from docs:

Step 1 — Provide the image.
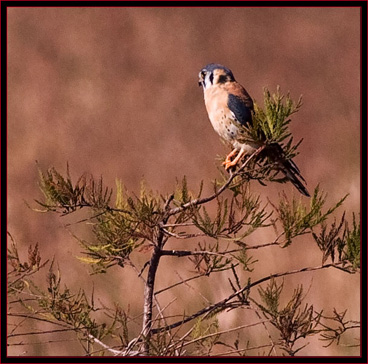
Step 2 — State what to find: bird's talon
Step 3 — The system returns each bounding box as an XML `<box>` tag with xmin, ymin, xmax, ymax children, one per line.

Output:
<box><xmin>224</xmin><ymin>161</ymin><xmax>238</xmax><ymax>171</ymax></box>
<box><xmin>223</xmin><ymin>149</ymin><xmax>238</xmax><ymax>169</ymax></box>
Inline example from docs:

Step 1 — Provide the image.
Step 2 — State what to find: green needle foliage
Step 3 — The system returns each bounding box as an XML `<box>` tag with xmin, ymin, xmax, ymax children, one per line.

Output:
<box><xmin>344</xmin><ymin>213</ymin><xmax>361</xmax><ymax>269</ymax></box>
<box><xmin>271</xmin><ymin>186</ymin><xmax>348</xmax><ymax>247</ymax></box>
<box><xmin>255</xmin><ymin>280</ymin><xmax>320</xmax><ymax>356</ymax></box>
<box><xmin>36</xmin><ymin>163</ymin><xmax>112</xmax><ymax>213</ymax></box>
<box><xmin>312</xmin><ymin>212</ymin><xmax>361</xmax><ymax>269</ymax></box>
<box><xmin>241</xmin><ymin>86</ymin><xmax>303</xmax><ymax>159</ymax></box>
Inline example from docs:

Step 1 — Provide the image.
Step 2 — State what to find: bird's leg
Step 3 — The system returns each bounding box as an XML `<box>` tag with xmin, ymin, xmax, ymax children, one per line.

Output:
<box><xmin>223</xmin><ymin>149</ymin><xmax>246</xmax><ymax>170</ymax></box>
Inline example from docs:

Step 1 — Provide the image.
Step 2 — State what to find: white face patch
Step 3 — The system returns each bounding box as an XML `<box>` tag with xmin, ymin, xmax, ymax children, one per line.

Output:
<box><xmin>200</xmin><ymin>72</ymin><xmax>214</xmax><ymax>90</ymax></box>
<box><xmin>205</xmin><ymin>72</ymin><xmax>213</xmax><ymax>88</ymax></box>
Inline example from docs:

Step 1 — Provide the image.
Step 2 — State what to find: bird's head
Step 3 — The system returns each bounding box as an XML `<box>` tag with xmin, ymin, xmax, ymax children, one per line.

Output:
<box><xmin>198</xmin><ymin>63</ymin><xmax>235</xmax><ymax>90</ymax></box>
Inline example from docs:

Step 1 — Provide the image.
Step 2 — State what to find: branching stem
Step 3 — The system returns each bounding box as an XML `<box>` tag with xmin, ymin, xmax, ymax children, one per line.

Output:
<box><xmin>151</xmin><ymin>261</ymin><xmax>347</xmax><ymax>334</ymax></box>
<box><xmin>141</xmin><ymin>195</ymin><xmax>173</xmax><ymax>354</ymax></box>
<box><xmin>141</xmin><ymin>148</ymin><xmax>265</xmax><ymax>354</ymax></box>
<box><xmin>167</xmin><ymin>146</ymin><xmax>265</xmax><ymax>217</ymax></box>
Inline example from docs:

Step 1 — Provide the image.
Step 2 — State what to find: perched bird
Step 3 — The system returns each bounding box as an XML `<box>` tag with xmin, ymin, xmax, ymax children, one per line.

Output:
<box><xmin>198</xmin><ymin>63</ymin><xmax>310</xmax><ymax>197</ymax></box>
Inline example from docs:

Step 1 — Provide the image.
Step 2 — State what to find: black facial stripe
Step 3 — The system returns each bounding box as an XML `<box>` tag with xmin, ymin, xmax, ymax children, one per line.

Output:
<box><xmin>209</xmin><ymin>73</ymin><xmax>214</xmax><ymax>84</ymax></box>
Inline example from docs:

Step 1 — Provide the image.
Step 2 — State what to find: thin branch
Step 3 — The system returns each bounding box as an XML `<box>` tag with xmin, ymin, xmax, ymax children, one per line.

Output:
<box><xmin>7</xmin><ymin>313</ymin><xmax>72</xmax><ymax>329</ymax></box>
<box><xmin>151</xmin><ymin>261</ymin><xmax>348</xmax><ymax>334</ymax></box>
<box><xmin>162</xmin><ymin>222</ymin><xmax>196</xmax><ymax>228</ymax></box>
<box><xmin>172</xmin><ymin>320</ymin><xmax>270</xmax><ymax>351</ymax></box>
<box><xmin>249</xmin><ymin>302</ymin><xmax>278</xmax><ymax>356</ymax></box>
<box><xmin>167</xmin><ymin>146</ymin><xmax>266</xmax><ymax>217</ymax></box>
<box><xmin>8</xmin><ymin>339</ymin><xmax>77</xmax><ymax>347</ymax></box>
<box><xmin>331</xmin><ymin>265</ymin><xmax>359</xmax><ymax>274</ymax></box>
<box><xmin>175</xmin><ymin>270</ymin><xmax>212</xmax><ymax>305</ymax></box>
<box><xmin>161</xmin><ymin>249</ymin><xmax>234</xmax><ymax>258</ymax></box>
<box><xmin>7</xmin><ymin>328</ymin><xmax>75</xmax><ymax>338</ymax></box>
<box><xmin>214</xmin><ymin>343</ymin><xmax>274</xmax><ymax>356</ymax></box>
<box><xmin>63</xmin><ymin>211</ymin><xmax>106</xmax><ymax>227</ymax></box>
<box><xmin>161</xmin><ymin>228</ymin><xmax>205</xmax><ymax>239</ymax></box>
<box><xmin>234</xmin><ymin>231</ymin><xmax>285</xmax><ymax>250</ymax></box>
<box><xmin>9</xmin><ymin>264</ymin><xmax>49</xmax><ymax>286</ymax></box>
<box><xmin>8</xmin><ymin>311</ymin><xmax>135</xmax><ymax>356</ymax></box>
<box><xmin>235</xmin><ymin>241</ymin><xmax>279</xmax><ymax>250</ymax></box>
<box><xmin>36</xmin><ymin>203</ymin><xmax>134</xmax><ymax>216</ymax></box>
<box><xmin>87</xmin><ymin>333</ymin><xmax>140</xmax><ymax>356</ymax></box>
<box><xmin>155</xmin><ymin>273</ymin><xmax>209</xmax><ymax>296</ymax></box>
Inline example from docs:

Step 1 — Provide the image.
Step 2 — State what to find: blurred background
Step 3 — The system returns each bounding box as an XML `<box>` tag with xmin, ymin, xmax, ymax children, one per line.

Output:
<box><xmin>8</xmin><ymin>7</ymin><xmax>360</xmax><ymax>356</ymax></box>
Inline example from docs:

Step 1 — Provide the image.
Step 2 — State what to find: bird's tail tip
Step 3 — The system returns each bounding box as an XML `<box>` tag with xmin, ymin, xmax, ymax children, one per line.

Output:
<box><xmin>265</xmin><ymin>143</ymin><xmax>310</xmax><ymax>197</ymax></box>
<box><xmin>283</xmin><ymin>162</ymin><xmax>310</xmax><ymax>197</ymax></box>
<box><xmin>291</xmin><ymin>178</ymin><xmax>310</xmax><ymax>197</ymax></box>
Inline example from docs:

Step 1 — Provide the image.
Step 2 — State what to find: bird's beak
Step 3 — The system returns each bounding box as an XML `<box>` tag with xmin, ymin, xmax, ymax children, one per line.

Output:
<box><xmin>198</xmin><ymin>72</ymin><xmax>205</xmax><ymax>87</ymax></box>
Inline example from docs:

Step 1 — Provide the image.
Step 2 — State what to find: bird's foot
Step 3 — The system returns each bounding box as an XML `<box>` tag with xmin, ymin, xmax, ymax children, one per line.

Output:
<box><xmin>223</xmin><ymin>160</ymin><xmax>237</xmax><ymax>170</ymax></box>
<box><xmin>222</xmin><ymin>149</ymin><xmax>238</xmax><ymax>170</ymax></box>
<box><xmin>223</xmin><ymin>149</ymin><xmax>246</xmax><ymax>171</ymax></box>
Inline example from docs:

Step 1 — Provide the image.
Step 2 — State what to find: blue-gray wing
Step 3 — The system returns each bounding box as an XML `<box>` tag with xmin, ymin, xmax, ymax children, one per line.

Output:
<box><xmin>227</xmin><ymin>93</ymin><xmax>253</xmax><ymax>127</ymax></box>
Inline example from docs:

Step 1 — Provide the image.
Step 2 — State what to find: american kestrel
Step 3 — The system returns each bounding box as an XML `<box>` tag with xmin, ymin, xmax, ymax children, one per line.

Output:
<box><xmin>198</xmin><ymin>63</ymin><xmax>310</xmax><ymax>197</ymax></box>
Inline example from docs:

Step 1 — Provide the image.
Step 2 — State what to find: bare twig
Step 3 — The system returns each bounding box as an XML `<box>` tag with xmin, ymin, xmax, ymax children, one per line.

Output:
<box><xmin>7</xmin><ymin>328</ymin><xmax>75</xmax><ymax>338</ymax></box>
<box><xmin>167</xmin><ymin>146</ymin><xmax>266</xmax><ymax>217</ymax></box>
<box><xmin>154</xmin><ymin>272</ymin><xmax>209</xmax><ymax>296</ymax></box>
<box><xmin>170</xmin><ymin>320</ymin><xmax>270</xmax><ymax>352</ymax></box>
<box><xmin>162</xmin><ymin>222</ymin><xmax>196</xmax><ymax>228</ymax></box>
<box><xmin>161</xmin><ymin>249</ymin><xmax>235</xmax><ymax>258</ymax></box>
<box><xmin>8</xmin><ymin>339</ymin><xmax>77</xmax><ymax>347</ymax></box>
<box><xmin>215</xmin><ymin>343</ymin><xmax>274</xmax><ymax>356</ymax></box>
<box><xmin>151</xmin><ymin>261</ymin><xmax>348</xmax><ymax>334</ymax></box>
<box><xmin>87</xmin><ymin>334</ymin><xmax>127</xmax><ymax>356</ymax></box>
<box><xmin>249</xmin><ymin>303</ymin><xmax>278</xmax><ymax>356</ymax></box>
<box><xmin>161</xmin><ymin>228</ymin><xmax>205</xmax><ymax>239</ymax></box>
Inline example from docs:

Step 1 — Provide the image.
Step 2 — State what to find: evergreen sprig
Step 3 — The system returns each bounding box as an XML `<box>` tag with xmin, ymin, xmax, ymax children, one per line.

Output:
<box><xmin>256</xmin><ymin>280</ymin><xmax>320</xmax><ymax>356</ymax></box>
<box><xmin>343</xmin><ymin>213</ymin><xmax>360</xmax><ymax>269</ymax></box>
<box><xmin>36</xmin><ymin>164</ymin><xmax>112</xmax><ymax>213</ymax></box>
<box><xmin>271</xmin><ymin>186</ymin><xmax>348</xmax><ymax>247</ymax></box>
<box><xmin>243</xmin><ymin>86</ymin><xmax>302</xmax><ymax>148</ymax></box>
<box><xmin>319</xmin><ymin>309</ymin><xmax>360</xmax><ymax>347</ymax></box>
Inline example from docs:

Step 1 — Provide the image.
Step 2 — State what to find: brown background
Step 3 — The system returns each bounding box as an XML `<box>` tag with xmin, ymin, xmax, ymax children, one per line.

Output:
<box><xmin>8</xmin><ymin>7</ymin><xmax>360</xmax><ymax>356</ymax></box>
